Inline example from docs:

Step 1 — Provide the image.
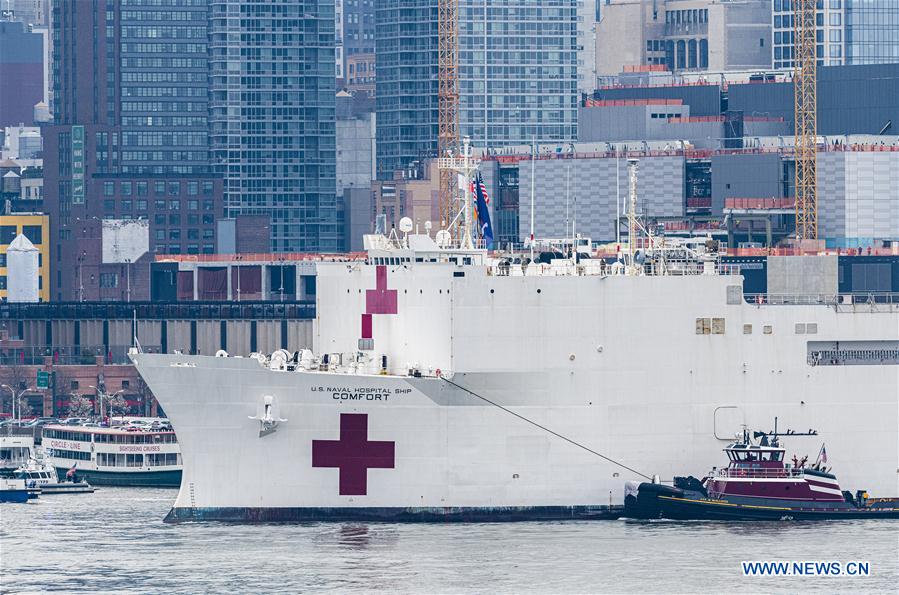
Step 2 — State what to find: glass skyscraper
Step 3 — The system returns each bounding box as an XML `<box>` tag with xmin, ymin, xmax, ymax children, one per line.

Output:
<box><xmin>458</xmin><ymin>0</ymin><xmax>578</xmax><ymax>148</ymax></box>
<box><xmin>376</xmin><ymin>0</ymin><xmax>579</xmax><ymax>180</ymax></box>
<box><xmin>209</xmin><ymin>0</ymin><xmax>339</xmax><ymax>252</ymax></box>
<box><xmin>846</xmin><ymin>0</ymin><xmax>899</xmax><ymax>64</ymax></box>
<box><xmin>773</xmin><ymin>0</ymin><xmax>899</xmax><ymax>69</ymax></box>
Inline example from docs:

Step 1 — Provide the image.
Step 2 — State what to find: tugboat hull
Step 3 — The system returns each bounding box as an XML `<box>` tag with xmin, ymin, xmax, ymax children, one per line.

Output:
<box><xmin>625</xmin><ymin>482</ymin><xmax>899</xmax><ymax>520</ymax></box>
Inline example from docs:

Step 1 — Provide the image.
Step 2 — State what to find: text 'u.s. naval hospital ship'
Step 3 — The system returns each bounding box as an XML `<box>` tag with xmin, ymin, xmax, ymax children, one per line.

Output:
<box><xmin>132</xmin><ymin>151</ymin><xmax>899</xmax><ymax>523</ymax></box>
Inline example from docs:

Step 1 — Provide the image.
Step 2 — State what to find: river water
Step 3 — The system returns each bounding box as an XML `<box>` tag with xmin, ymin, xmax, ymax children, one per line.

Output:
<box><xmin>1</xmin><ymin>487</ymin><xmax>897</xmax><ymax>593</ymax></box>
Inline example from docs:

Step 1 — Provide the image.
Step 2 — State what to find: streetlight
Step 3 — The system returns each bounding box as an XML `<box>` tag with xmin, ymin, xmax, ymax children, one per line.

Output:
<box><xmin>89</xmin><ymin>385</ymin><xmax>125</xmax><ymax>421</ymax></box>
<box><xmin>1</xmin><ymin>384</ymin><xmax>33</xmax><ymax>422</ymax></box>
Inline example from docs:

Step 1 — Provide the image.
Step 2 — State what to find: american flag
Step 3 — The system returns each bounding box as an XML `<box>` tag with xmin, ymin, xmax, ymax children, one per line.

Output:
<box><xmin>818</xmin><ymin>444</ymin><xmax>828</xmax><ymax>464</ymax></box>
<box><xmin>470</xmin><ymin>177</ymin><xmax>489</xmax><ymax>221</ymax></box>
<box><xmin>66</xmin><ymin>463</ymin><xmax>77</xmax><ymax>478</ymax></box>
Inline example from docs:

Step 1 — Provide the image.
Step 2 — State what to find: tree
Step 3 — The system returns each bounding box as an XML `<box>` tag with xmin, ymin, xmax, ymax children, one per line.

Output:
<box><xmin>67</xmin><ymin>393</ymin><xmax>95</xmax><ymax>418</ymax></box>
<box><xmin>106</xmin><ymin>392</ymin><xmax>128</xmax><ymax>417</ymax></box>
<box><xmin>0</xmin><ymin>363</ymin><xmax>30</xmax><ymax>416</ymax></box>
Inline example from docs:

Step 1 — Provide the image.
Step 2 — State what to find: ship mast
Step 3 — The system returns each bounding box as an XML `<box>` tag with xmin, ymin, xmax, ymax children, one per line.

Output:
<box><xmin>437</xmin><ymin>136</ymin><xmax>479</xmax><ymax>249</ymax></box>
<box><xmin>626</xmin><ymin>158</ymin><xmax>640</xmax><ymax>275</ymax></box>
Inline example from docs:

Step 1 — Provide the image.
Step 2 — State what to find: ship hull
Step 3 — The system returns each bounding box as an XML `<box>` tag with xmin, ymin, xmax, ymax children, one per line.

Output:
<box><xmin>164</xmin><ymin>505</ymin><xmax>619</xmax><ymax>523</ymax></box>
<box><xmin>54</xmin><ymin>467</ymin><xmax>181</xmax><ymax>488</ymax></box>
<box><xmin>625</xmin><ymin>491</ymin><xmax>899</xmax><ymax>521</ymax></box>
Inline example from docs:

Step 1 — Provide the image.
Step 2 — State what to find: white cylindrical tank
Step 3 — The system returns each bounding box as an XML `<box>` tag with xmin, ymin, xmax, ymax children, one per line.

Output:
<box><xmin>18</xmin><ymin>130</ymin><xmax>42</xmax><ymax>159</ymax></box>
<box><xmin>6</xmin><ymin>234</ymin><xmax>40</xmax><ymax>303</ymax></box>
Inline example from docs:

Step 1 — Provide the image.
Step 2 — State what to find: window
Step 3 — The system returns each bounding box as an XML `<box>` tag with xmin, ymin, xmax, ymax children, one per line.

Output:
<box><xmin>154</xmin><ymin>214</ymin><xmax>165</xmax><ymax>225</ymax></box>
<box><xmin>169</xmin><ymin>200</ymin><xmax>180</xmax><ymax>211</ymax></box>
<box><xmin>137</xmin><ymin>182</ymin><xmax>148</xmax><ymax>196</ymax></box>
<box><xmin>137</xmin><ymin>199</ymin><xmax>148</xmax><ymax>211</ymax></box>
<box><xmin>168</xmin><ymin>182</ymin><xmax>180</xmax><ymax>196</ymax></box>
<box><xmin>187</xmin><ymin>181</ymin><xmax>198</xmax><ymax>195</ymax></box>
<box><xmin>0</xmin><ymin>276</ymin><xmax>5</xmax><ymax>290</ymax></box>
<box><xmin>155</xmin><ymin>230</ymin><xmax>165</xmax><ymax>240</ymax></box>
<box><xmin>120</xmin><ymin>182</ymin><xmax>132</xmax><ymax>196</ymax></box>
<box><xmin>0</xmin><ymin>226</ymin><xmax>16</xmax><ymax>244</ymax></box>
<box><xmin>104</xmin><ymin>181</ymin><xmax>115</xmax><ymax>196</ymax></box>
<box><xmin>121</xmin><ymin>380</ymin><xmax>130</xmax><ymax>389</ymax></box>
<box><xmin>0</xmin><ymin>253</ymin><xmax>5</xmax><ymax>267</ymax></box>
<box><xmin>121</xmin><ymin>200</ymin><xmax>132</xmax><ymax>211</ymax></box>
<box><xmin>203</xmin><ymin>200</ymin><xmax>214</xmax><ymax>211</ymax></box>
<box><xmin>202</xmin><ymin>181</ymin><xmax>213</xmax><ymax>195</ymax></box>
<box><xmin>169</xmin><ymin>214</ymin><xmax>181</xmax><ymax>225</ymax></box>
<box><xmin>188</xmin><ymin>200</ymin><xmax>198</xmax><ymax>211</ymax></box>
<box><xmin>155</xmin><ymin>199</ymin><xmax>166</xmax><ymax>210</ymax></box>
<box><xmin>99</xmin><ymin>273</ymin><xmax>118</xmax><ymax>288</ymax></box>
<box><xmin>155</xmin><ymin>181</ymin><xmax>165</xmax><ymax>195</ymax></box>
<box><xmin>22</xmin><ymin>225</ymin><xmax>42</xmax><ymax>245</ymax></box>
<box><xmin>104</xmin><ymin>199</ymin><xmax>116</xmax><ymax>212</ymax></box>
<box><xmin>70</xmin><ymin>380</ymin><xmax>79</xmax><ymax>389</ymax></box>
<box><xmin>169</xmin><ymin>229</ymin><xmax>181</xmax><ymax>240</ymax></box>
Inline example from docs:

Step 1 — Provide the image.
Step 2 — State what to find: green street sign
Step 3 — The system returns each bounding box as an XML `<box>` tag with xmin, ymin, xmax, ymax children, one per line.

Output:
<box><xmin>36</xmin><ymin>371</ymin><xmax>50</xmax><ymax>389</ymax></box>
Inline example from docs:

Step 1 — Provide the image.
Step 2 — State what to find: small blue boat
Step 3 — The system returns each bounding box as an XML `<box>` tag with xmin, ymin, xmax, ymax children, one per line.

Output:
<box><xmin>0</xmin><ymin>477</ymin><xmax>36</xmax><ymax>503</ymax></box>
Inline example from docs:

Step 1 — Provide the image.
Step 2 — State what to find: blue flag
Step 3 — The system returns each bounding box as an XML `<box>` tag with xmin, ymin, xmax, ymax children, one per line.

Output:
<box><xmin>473</xmin><ymin>173</ymin><xmax>494</xmax><ymax>249</ymax></box>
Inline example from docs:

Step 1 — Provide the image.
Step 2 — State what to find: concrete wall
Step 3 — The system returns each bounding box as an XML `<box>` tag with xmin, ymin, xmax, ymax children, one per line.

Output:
<box><xmin>711</xmin><ymin>153</ymin><xmax>783</xmax><ymax>214</ymax></box>
<box><xmin>593</xmin><ymin>85</ymin><xmax>722</xmax><ymax>117</ymax></box>
<box><xmin>518</xmin><ymin>155</ymin><xmax>685</xmax><ymax>242</ymax></box>
<box><xmin>819</xmin><ymin>151</ymin><xmax>899</xmax><ymax>242</ymax></box>
<box><xmin>723</xmin><ymin>1</ymin><xmax>772</xmax><ymax>70</ymax></box>
<box><xmin>728</xmin><ymin>63</ymin><xmax>899</xmax><ymax>136</ymax></box>
<box><xmin>578</xmin><ymin>104</ymin><xmax>690</xmax><ymax>142</ymax></box>
<box><xmin>336</xmin><ymin>112</ymin><xmax>375</xmax><ymax>194</ymax></box>
<box><xmin>767</xmin><ymin>255</ymin><xmax>838</xmax><ymax>295</ymax></box>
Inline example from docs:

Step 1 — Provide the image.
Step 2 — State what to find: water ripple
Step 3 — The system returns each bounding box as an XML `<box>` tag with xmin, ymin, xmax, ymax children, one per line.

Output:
<box><xmin>1</xmin><ymin>488</ymin><xmax>896</xmax><ymax>593</ymax></box>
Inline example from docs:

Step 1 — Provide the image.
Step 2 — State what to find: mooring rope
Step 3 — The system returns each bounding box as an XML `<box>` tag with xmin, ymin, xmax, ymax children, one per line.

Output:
<box><xmin>439</xmin><ymin>376</ymin><xmax>652</xmax><ymax>480</ymax></box>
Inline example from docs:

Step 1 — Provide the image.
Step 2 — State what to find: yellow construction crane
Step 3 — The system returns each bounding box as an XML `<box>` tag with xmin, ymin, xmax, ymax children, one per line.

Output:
<box><xmin>438</xmin><ymin>0</ymin><xmax>459</xmax><ymax>234</ymax></box>
<box><xmin>794</xmin><ymin>0</ymin><xmax>818</xmax><ymax>241</ymax></box>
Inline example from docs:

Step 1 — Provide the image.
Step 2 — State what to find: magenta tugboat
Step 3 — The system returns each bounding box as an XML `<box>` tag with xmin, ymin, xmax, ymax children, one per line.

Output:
<box><xmin>624</xmin><ymin>428</ymin><xmax>899</xmax><ymax>520</ymax></box>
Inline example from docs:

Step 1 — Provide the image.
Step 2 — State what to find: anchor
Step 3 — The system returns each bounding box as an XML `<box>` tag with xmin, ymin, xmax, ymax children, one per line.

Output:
<box><xmin>248</xmin><ymin>395</ymin><xmax>287</xmax><ymax>438</ymax></box>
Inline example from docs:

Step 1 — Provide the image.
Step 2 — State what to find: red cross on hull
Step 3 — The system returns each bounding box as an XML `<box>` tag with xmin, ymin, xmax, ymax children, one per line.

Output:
<box><xmin>312</xmin><ymin>413</ymin><xmax>395</xmax><ymax>496</ymax></box>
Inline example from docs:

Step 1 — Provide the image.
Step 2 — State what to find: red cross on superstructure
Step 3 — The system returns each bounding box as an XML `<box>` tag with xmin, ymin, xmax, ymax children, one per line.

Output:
<box><xmin>362</xmin><ymin>265</ymin><xmax>398</xmax><ymax>339</ymax></box>
<box><xmin>366</xmin><ymin>265</ymin><xmax>398</xmax><ymax>315</ymax></box>
<box><xmin>312</xmin><ymin>413</ymin><xmax>396</xmax><ymax>496</ymax></box>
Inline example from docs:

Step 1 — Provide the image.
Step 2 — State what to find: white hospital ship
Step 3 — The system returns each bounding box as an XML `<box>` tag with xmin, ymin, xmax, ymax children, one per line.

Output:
<box><xmin>132</xmin><ymin>154</ymin><xmax>899</xmax><ymax>522</ymax></box>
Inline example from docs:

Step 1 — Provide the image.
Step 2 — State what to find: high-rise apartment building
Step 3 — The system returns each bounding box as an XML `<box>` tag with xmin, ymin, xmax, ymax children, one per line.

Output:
<box><xmin>1</xmin><ymin>0</ymin><xmax>49</xmax><ymax>26</ymax></box>
<box><xmin>341</xmin><ymin>0</ymin><xmax>375</xmax><ymax>94</ymax></box>
<box><xmin>44</xmin><ymin>0</ymin><xmax>222</xmax><ymax>301</ymax></box>
<box><xmin>376</xmin><ymin>0</ymin><xmax>580</xmax><ymax>179</ymax></box>
<box><xmin>772</xmin><ymin>0</ymin><xmax>899</xmax><ymax>70</ymax></box>
<box><xmin>209</xmin><ymin>0</ymin><xmax>339</xmax><ymax>252</ymax></box>
<box><xmin>0</xmin><ymin>20</ymin><xmax>44</xmax><ymax>128</ymax></box>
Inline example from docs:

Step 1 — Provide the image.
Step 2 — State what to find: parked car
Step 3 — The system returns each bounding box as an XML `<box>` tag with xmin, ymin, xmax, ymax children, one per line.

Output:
<box><xmin>62</xmin><ymin>417</ymin><xmax>90</xmax><ymax>425</ymax></box>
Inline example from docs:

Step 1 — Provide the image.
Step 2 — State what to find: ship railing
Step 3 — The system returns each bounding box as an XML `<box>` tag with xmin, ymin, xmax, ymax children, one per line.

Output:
<box><xmin>714</xmin><ymin>468</ymin><xmax>806</xmax><ymax>479</ymax></box>
<box><xmin>487</xmin><ymin>260</ymin><xmax>739</xmax><ymax>277</ymax></box>
<box><xmin>745</xmin><ymin>292</ymin><xmax>899</xmax><ymax>309</ymax></box>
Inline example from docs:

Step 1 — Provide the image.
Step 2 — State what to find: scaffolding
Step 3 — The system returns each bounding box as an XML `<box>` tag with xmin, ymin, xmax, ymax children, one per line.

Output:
<box><xmin>793</xmin><ymin>0</ymin><xmax>818</xmax><ymax>240</ymax></box>
<box><xmin>438</xmin><ymin>0</ymin><xmax>459</xmax><ymax>234</ymax></box>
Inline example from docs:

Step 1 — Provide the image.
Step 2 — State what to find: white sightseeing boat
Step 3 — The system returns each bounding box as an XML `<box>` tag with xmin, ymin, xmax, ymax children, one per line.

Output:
<box><xmin>43</xmin><ymin>422</ymin><xmax>181</xmax><ymax>488</ymax></box>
